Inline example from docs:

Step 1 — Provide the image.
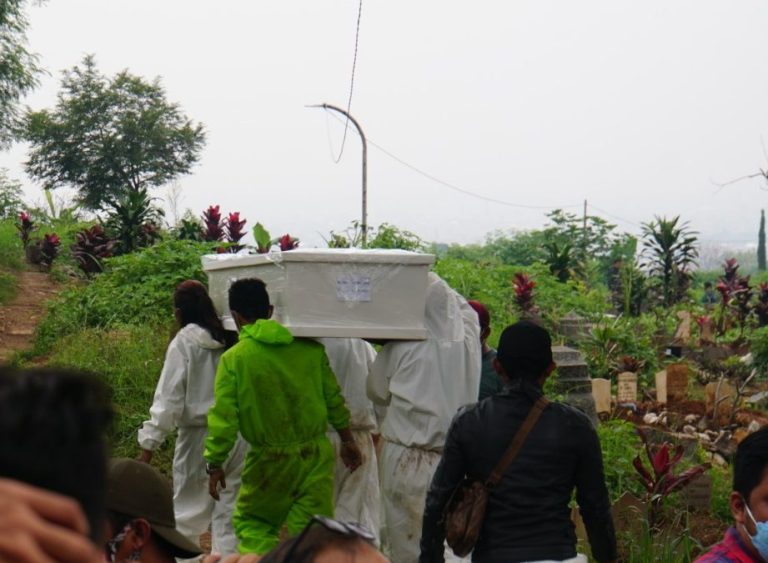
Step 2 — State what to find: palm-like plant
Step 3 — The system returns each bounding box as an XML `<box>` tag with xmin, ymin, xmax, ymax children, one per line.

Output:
<box><xmin>104</xmin><ymin>188</ymin><xmax>164</xmax><ymax>255</ymax></box>
<box><xmin>641</xmin><ymin>216</ymin><xmax>698</xmax><ymax>307</ymax></box>
<box><xmin>543</xmin><ymin>241</ymin><xmax>574</xmax><ymax>283</ymax></box>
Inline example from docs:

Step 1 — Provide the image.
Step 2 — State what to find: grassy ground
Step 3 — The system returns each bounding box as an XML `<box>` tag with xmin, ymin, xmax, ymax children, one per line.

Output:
<box><xmin>41</xmin><ymin>322</ymin><xmax>177</xmax><ymax>475</ymax></box>
<box><xmin>0</xmin><ymin>221</ymin><xmax>24</xmax><ymax>304</ymax></box>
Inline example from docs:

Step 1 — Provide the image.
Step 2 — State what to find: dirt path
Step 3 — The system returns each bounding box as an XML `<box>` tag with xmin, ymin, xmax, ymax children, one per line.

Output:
<box><xmin>0</xmin><ymin>269</ymin><xmax>59</xmax><ymax>363</ymax></box>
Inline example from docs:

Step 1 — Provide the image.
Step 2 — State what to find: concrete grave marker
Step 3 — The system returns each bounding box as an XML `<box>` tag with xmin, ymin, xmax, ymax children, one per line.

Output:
<box><xmin>591</xmin><ymin>378</ymin><xmax>611</xmax><ymax>414</ymax></box>
<box><xmin>552</xmin><ymin>346</ymin><xmax>598</xmax><ymax>427</ymax></box>
<box><xmin>705</xmin><ymin>380</ymin><xmax>736</xmax><ymax>418</ymax></box>
<box><xmin>617</xmin><ymin>372</ymin><xmax>638</xmax><ymax>403</ymax></box>
<box><xmin>666</xmin><ymin>363</ymin><xmax>689</xmax><ymax>403</ymax></box>
<box><xmin>683</xmin><ymin>473</ymin><xmax>712</xmax><ymax>511</ymax></box>
<box><xmin>655</xmin><ymin>370</ymin><xmax>667</xmax><ymax>404</ymax></box>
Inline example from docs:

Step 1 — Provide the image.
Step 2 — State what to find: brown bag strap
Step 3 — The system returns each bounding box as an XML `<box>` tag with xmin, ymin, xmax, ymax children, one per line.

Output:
<box><xmin>486</xmin><ymin>396</ymin><xmax>549</xmax><ymax>487</ymax></box>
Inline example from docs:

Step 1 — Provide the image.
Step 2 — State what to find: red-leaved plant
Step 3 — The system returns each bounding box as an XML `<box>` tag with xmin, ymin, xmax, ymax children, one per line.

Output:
<box><xmin>40</xmin><ymin>233</ymin><xmax>61</xmax><ymax>269</ymax></box>
<box><xmin>16</xmin><ymin>212</ymin><xmax>35</xmax><ymax>249</ymax></box>
<box><xmin>202</xmin><ymin>205</ymin><xmax>224</xmax><ymax>242</ymax></box>
<box><xmin>278</xmin><ymin>234</ymin><xmax>299</xmax><ymax>251</ymax></box>
<box><xmin>633</xmin><ymin>427</ymin><xmax>710</xmax><ymax>529</ymax></box>
<box><xmin>512</xmin><ymin>272</ymin><xmax>537</xmax><ymax>314</ymax></box>
<box><xmin>72</xmin><ymin>225</ymin><xmax>115</xmax><ymax>275</ymax></box>
<box><xmin>225</xmin><ymin>212</ymin><xmax>247</xmax><ymax>253</ymax></box>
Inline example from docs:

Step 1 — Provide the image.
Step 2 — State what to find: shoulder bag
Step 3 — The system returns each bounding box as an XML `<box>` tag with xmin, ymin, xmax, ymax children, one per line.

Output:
<box><xmin>444</xmin><ymin>396</ymin><xmax>550</xmax><ymax>557</ymax></box>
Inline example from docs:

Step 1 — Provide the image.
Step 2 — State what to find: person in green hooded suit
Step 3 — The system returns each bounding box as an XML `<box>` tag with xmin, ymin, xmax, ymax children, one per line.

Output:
<box><xmin>204</xmin><ymin>278</ymin><xmax>363</xmax><ymax>555</ymax></box>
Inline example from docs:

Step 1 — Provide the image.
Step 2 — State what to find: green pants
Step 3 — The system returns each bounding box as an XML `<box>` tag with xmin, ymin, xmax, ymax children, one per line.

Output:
<box><xmin>233</xmin><ymin>435</ymin><xmax>335</xmax><ymax>554</ymax></box>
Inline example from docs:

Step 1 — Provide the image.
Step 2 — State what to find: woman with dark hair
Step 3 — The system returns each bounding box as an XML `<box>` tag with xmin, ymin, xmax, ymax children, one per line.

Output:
<box><xmin>138</xmin><ymin>280</ymin><xmax>248</xmax><ymax>557</ymax></box>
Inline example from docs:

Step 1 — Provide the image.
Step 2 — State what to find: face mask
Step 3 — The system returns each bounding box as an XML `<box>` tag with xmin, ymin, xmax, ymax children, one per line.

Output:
<box><xmin>743</xmin><ymin>503</ymin><xmax>768</xmax><ymax>561</ymax></box>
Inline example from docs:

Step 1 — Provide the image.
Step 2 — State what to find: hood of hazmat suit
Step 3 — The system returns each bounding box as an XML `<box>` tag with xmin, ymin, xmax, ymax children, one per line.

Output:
<box><xmin>366</xmin><ymin>272</ymin><xmax>481</xmax><ymax>450</ymax></box>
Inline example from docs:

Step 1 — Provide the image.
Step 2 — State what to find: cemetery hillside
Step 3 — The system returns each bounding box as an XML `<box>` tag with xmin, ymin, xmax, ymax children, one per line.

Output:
<box><xmin>1</xmin><ymin>201</ymin><xmax>768</xmax><ymax>561</ymax></box>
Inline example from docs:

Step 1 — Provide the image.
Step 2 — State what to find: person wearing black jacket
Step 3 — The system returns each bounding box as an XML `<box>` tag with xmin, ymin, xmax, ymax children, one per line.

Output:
<box><xmin>419</xmin><ymin>321</ymin><xmax>617</xmax><ymax>563</ymax></box>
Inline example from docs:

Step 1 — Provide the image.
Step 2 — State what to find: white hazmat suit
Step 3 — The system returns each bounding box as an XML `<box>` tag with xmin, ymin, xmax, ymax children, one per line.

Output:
<box><xmin>138</xmin><ymin>324</ymin><xmax>248</xmax><ymax>556</ymax></box>
<box><xmin>367</xmin><ymin>273</ymin><xmax>481</xmax><ymax>563</ymax></box>
<box><xmin>317</xmin><ymin>338</ymin><xmax>381</xmax><ymax>543</ymax></box>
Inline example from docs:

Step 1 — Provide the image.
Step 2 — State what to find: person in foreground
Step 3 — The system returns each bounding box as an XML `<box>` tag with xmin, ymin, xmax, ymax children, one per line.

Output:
<box><xmin>104</xmin><ymin>458</ymin><xmax>203</xmax><ymax>562</ymax></box>
<box><xmin>0</xmin><ymin>367</ymin><xmax>112</xmax><ymax>562</ymax></box>
<box><xmin>695</xmin><ymin>427</ymin><xmax>768</xmax><ymax>562</ymax></box>
<box><xmin>419</xmin><ymin>321</ymin><xmax>617</xmax><ymax>563</ymax></box>
<box><xmin>205</xmin><ymin>278</ymin><xmax>363</xmax><ymax>555</ymax></box>
<box><xmin>260</xmin><ymin>515</ymin><xmax>389</xmax><ymax>563</ymax></box>
<box><xmin>138</xmin><ymin>280</ymin><xmax>246</xmax><ymax>555</ymax></box>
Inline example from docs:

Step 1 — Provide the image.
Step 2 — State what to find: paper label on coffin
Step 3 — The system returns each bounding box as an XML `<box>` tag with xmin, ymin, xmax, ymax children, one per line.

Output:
<box><xmin>336</xmin><ymin>274</ymin><xmax>372</xmax><ymax>302</ymax></box>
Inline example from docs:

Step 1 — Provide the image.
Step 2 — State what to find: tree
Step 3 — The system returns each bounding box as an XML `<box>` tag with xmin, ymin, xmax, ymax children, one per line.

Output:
<box><xmin>0</xmin><ymin>1</ymin><xmax>42</xmax><ymax>148</ymax></box>
<box><xmin>641</xmin><ymin>215</ymin><xmax>699</xmax><ymax>307</ymax></box>
<box><xmin>0</xmin><ymin>168</ymin><xmax>25</xmax><ymax>219</ymax></box>
<box><xmin>25</xmin><ymin>55</ymin><xmax>205</xmax><ymax>210</ymax></box>
<box><xmin>759</xmin><ymin>210</ymin><xmax>766</xmax><ymax>272</ymax></box>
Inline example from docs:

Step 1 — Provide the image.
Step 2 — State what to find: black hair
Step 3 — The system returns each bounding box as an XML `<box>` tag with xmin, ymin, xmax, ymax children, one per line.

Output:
<box><xmin>704</xmin><ymin>281</ymin><xmax>713</xmax><ymax>289</ymax></box>
<box><xmin>734</xmin><ymin>426</ymin><xmax>768</xmax><ymax>502</ymax></box>
<box><xmin>0</xmin><ymin>368</ymin><xmax>113</xmax><ymax>543</ymax></box>
<box><xmin>496</xmin><ymin>321</ymin><xmax>553</xmax><ymax>381</ymax></box>
<box><xmin>228</xmin><ymin>278</ymin><xmax>271</xmax><ymax>321</ymax></box>
<box><xmin>260</xmin><ymin>525</ymin><xmax>369</xmax><ymax>563</ymax></box>
<box><xmin>105</xmin><ymin>510</ymin><xmax>178</xmax><ymax>558</ymax></box>
<box><xmin>173</xmin><ymin>280</ymin><xmax>233</xmax><ymax>346</ymax></box>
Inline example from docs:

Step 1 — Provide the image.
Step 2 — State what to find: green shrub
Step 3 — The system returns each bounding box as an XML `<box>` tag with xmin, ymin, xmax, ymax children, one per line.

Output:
<box><xmin>597</xmin><ymin>419</ymin><xmax>646</xmax><ymax>502</ymax></box>
<box><xmin>751</xmin><ymin>326</ymin><xmax>768</xmax><ymax>377</ymax></box>
<box><xmin>33</xmin><ymin>239</ymin><xmax>218</xmax><ymax>354</ymax></box>
<box><xmin>42</xmin><ymin>323</ymin><xmax>175</xmax><ymax>475</ymax></box>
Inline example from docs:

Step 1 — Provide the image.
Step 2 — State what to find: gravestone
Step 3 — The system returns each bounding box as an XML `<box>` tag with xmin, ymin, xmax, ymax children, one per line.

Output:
<box><xmin>683</xmin><ymin>473</ymin><xmax>712</xmax><ymax>511</ymax></box>
<box><xmin>699</xmin><ymin>317</ymin><xmax>715</xmax><ymax>344</ymax></box>
<box><xmin>655</xmin><ymin>370</ymin><xmax>668</xmax><ymax>404</ymax></box>
<box><xmin>552</xmin><ymin>346</ymin><xmax>599</xmax><ymax>427</ymax></box>
<box><xmin>666</xmin><ymin>362</ymin><xmax>689</xmax><ymax>403</ymax></box>
<box><xmin>557</xmin><ymin>312</ymin><xmax>592</xmax><ymax>347</ymax></box>
<box><xmin>591</xmin><ymin>378</ymin><xmax>611</xmax><ymax>414</ymax></box>
<box><xmin>705</xmin><ymin>380</ymin><xmax>736</xmax><ymax>419</ymax></box>
<box><xmin>617</xmin><ymin>372</ymin><xmax>638</xmax><ymax>403</ymax></box>
<box><xmin>673</xmin><ymin>311</ymin><xmax>692</xmax><ymax>344</ymax></box>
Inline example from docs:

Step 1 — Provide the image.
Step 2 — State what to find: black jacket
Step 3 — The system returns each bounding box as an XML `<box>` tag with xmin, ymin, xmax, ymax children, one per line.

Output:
<box><xmin>419</xmin><ymin>383</ymin><xmax>617</xmax><ymax>563</ymax></box>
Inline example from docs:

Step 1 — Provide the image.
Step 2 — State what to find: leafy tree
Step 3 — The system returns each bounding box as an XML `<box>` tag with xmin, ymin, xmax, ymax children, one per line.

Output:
<box><xmin>366</xmin><ymin>223</ymin><xmax>423</xmax><ymax>251</ymax></box>
<box><xmin>0</xmin><ymin>168</ymin><xmax>24</xmax><ymax>219</ymax></box>
<box><xmin>0</xmin><ymin>1</ymin><xmax>42</xmax><ymax>148</ymax></box>
<box><xmin>25</xmin><ymin>55</ymin><xmax>205</xmax><ymax>210</ymax></box>
<box><xmin>484</xmin><ymin>229</ymin><xmax>548</xmax><ymax>265</ymax></box>
<box><xmin>759</xmin><ymin>210</ymin><xmax>766</xmax><ymax>272</ymax></box>
<box><xmin>641</xmin><ymin>215</ymin><xmax>698</xmax><ymax>307</ymax></box>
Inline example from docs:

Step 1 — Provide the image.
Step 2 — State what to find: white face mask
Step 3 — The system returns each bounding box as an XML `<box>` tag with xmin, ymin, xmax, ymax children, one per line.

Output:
<box><xmin>106</xmin><ymin>522</ymin><xmax>141</xmax><ymax>562</ymax></box>
<box><xmin>743</xmin><ymin>502</ymin><xmax>768</xmax><ymax>561</ymax></box>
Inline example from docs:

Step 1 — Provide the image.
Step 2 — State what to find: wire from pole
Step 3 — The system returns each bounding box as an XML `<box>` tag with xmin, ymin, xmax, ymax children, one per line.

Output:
<box><xmin>331</xmin><ymin>0</ymin><xmax>363</xmax><ymax>164</ymax></box>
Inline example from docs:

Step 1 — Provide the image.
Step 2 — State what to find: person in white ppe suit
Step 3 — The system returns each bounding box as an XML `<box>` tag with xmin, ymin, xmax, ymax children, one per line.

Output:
<box><xmin>367</xmin><ymin>273</ymin><xmax>481</xmax><ymax>563</ymax></box>
<box><xmin>138</xmin><ymin>280</ymin><xmax>249</xmax><ymax>557</ymax></box>
<box><xmin>317</xmin><ymin>337</ymin><xmax>381</xmax><ymax>544</ymax></box>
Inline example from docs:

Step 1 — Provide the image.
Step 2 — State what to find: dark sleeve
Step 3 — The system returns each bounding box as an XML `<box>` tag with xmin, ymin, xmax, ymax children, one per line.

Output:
<box><xmin>574</xmin><ymin>417</ymin><xmax>618</xmax><ymax>563</ymax></box>
<box><xmin>419</xmin><ymin>412</ymin><xmax>469</xmax><ymax>563</ymax></box>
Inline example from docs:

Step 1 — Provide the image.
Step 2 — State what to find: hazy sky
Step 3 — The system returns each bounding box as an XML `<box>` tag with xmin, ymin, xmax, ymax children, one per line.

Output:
<box><xmin>2</xmin><ymin>0</ymin><xmax>767</xmax><ymax>247</ymax></box>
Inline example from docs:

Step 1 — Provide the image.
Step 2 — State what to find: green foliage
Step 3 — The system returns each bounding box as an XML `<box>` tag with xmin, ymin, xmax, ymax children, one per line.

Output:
<box><xmin>365</xmin><ymin>223</ymin><xmax>423</xmax><ymax>251</ymax></box>
<box><xmin>0</xmin><ymin>0</ymin><xmax>42</xmax><ymax>148</ymax></box>
<box><xmin>25</xmin><ymin>54</ymin><xmax>206</xmax><ymax>210</ymax></box>
<box><xmin>581</xmin><ymin>315</ymin><xmax>660</xmax><ymax>380</ymax></box>
<box><xmin>0</xmin><ymin>169</ymin><xmax>24</xmax><ymax>219</ymax></box>
<box><xmin>33</xmin><ymin>239</ymin><xmax>216</xmax><ymax>354</ymax></box>
<box><xmin>750</xmin><ymin>325</ymin><xmax>768</xmax><ymax>377</ymax></box>
<box><xmin>641</xmin><ymin>216</ymin><xmax>699</xmax><ymax>307</ymax></box>
<box><xmin>0</xmin><ymin>218</ymin><xmax>24</xmax><ymax>271</ymax></box>
<box><xmin>252</xmin><ymin>222</ymin><xmax>272</xmax><ymax>253</ymax></box>
<box><xmin>103</xmin><ymin>187</ymin><xmax>164</xmax><ymax>254</ymax></box>
<box><xmin>622</xmin><ymin>512</ymin><xmax>701</xmax><ymax>563</ymax></box>
<box><xmin>172</xmin><ymin>213</ymin><xmax>203</xmax><ymax>242</ymax></box>
<box><xmin>597</xmin><ymin>419</ymin><xmax>646</xmax><ymax>502</ymax></box>
<box><xmin>483</xmin><ymin>229</ymin><xmax>548</xmax><ymax>265</ymax></box>
<box><xmin>42</xmin><ymin>323</ymin><xmax>175</xmax><ymax>475</ymax></box>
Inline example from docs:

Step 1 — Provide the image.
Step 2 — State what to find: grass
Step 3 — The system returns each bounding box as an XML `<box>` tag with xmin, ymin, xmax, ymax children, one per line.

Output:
<box><xmin>0</xmin><ymin>220</ymin><xmax>24</xmax><ymax>304</ymax></box>
<box><xmin>35</xmin><ymin>322</ymin><xmax>177</xmax><ymax>476</ymax></box>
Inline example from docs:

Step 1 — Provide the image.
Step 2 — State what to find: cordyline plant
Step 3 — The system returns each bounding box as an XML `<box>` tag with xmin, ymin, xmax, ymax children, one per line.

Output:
<box><xmin>16</xmin><ymin>212</ymin><xmax>35</xmax><ymax>248</ymax></box>
<box><xmin>226</xmin><ymin>212</ymin><xmax>247</xmax><ymax>252</ymax></box>
<box><xmin>633</xmin><ymin>427</ymin><xmax>710</xmax><ymax>529</ymax></box>
<box><xmin>715</xmin><ymin>258</ymin><xmax>754</xmax><ymax>338</ymax></box>
<box><xmin>512</xmin><ymin>272</ymin><xmax>537</xmax><ymax>314</ymax></box>
<box><xmin>40</xmin><ymin>233</ymin><xmax>61</xmax><ymax>270</ymax></box>
<box><xmin>202</xmin><ymin>205</ymin><xmax>224</xmax><ymax>242</ymax></box>
<box><xmin>277</xmin><ymin>234</ymin><xmax>299</xmax><ymax>251</ymax></box>
<box><xmin>71</xmin><ymin>225</ymin><xmax>115</xmax><ymax>275</ymax></box>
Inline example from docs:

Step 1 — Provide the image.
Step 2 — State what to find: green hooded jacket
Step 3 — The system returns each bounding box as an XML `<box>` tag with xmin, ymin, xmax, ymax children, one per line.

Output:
<box><xmin>204</xmin><ymin>319</ymin><xmax>351</xmax><ymax>465</ymax></box>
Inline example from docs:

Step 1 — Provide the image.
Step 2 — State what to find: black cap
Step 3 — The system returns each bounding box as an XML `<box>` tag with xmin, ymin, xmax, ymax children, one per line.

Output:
<box><xmin>496</xmin><ymin>321</ymin><xmax>553</xmax><ymax>377</ymax></box>
<box><xmin>107</xmin><ymin>458</ymin><xmax>203</xmax><ymax>558</ymax></box>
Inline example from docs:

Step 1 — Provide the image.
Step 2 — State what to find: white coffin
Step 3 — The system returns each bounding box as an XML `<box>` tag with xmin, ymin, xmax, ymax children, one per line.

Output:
<box><xmin>202</xmin><ymin>249</ymin><xmax>435</xmax><ymax>339</ymax></box>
